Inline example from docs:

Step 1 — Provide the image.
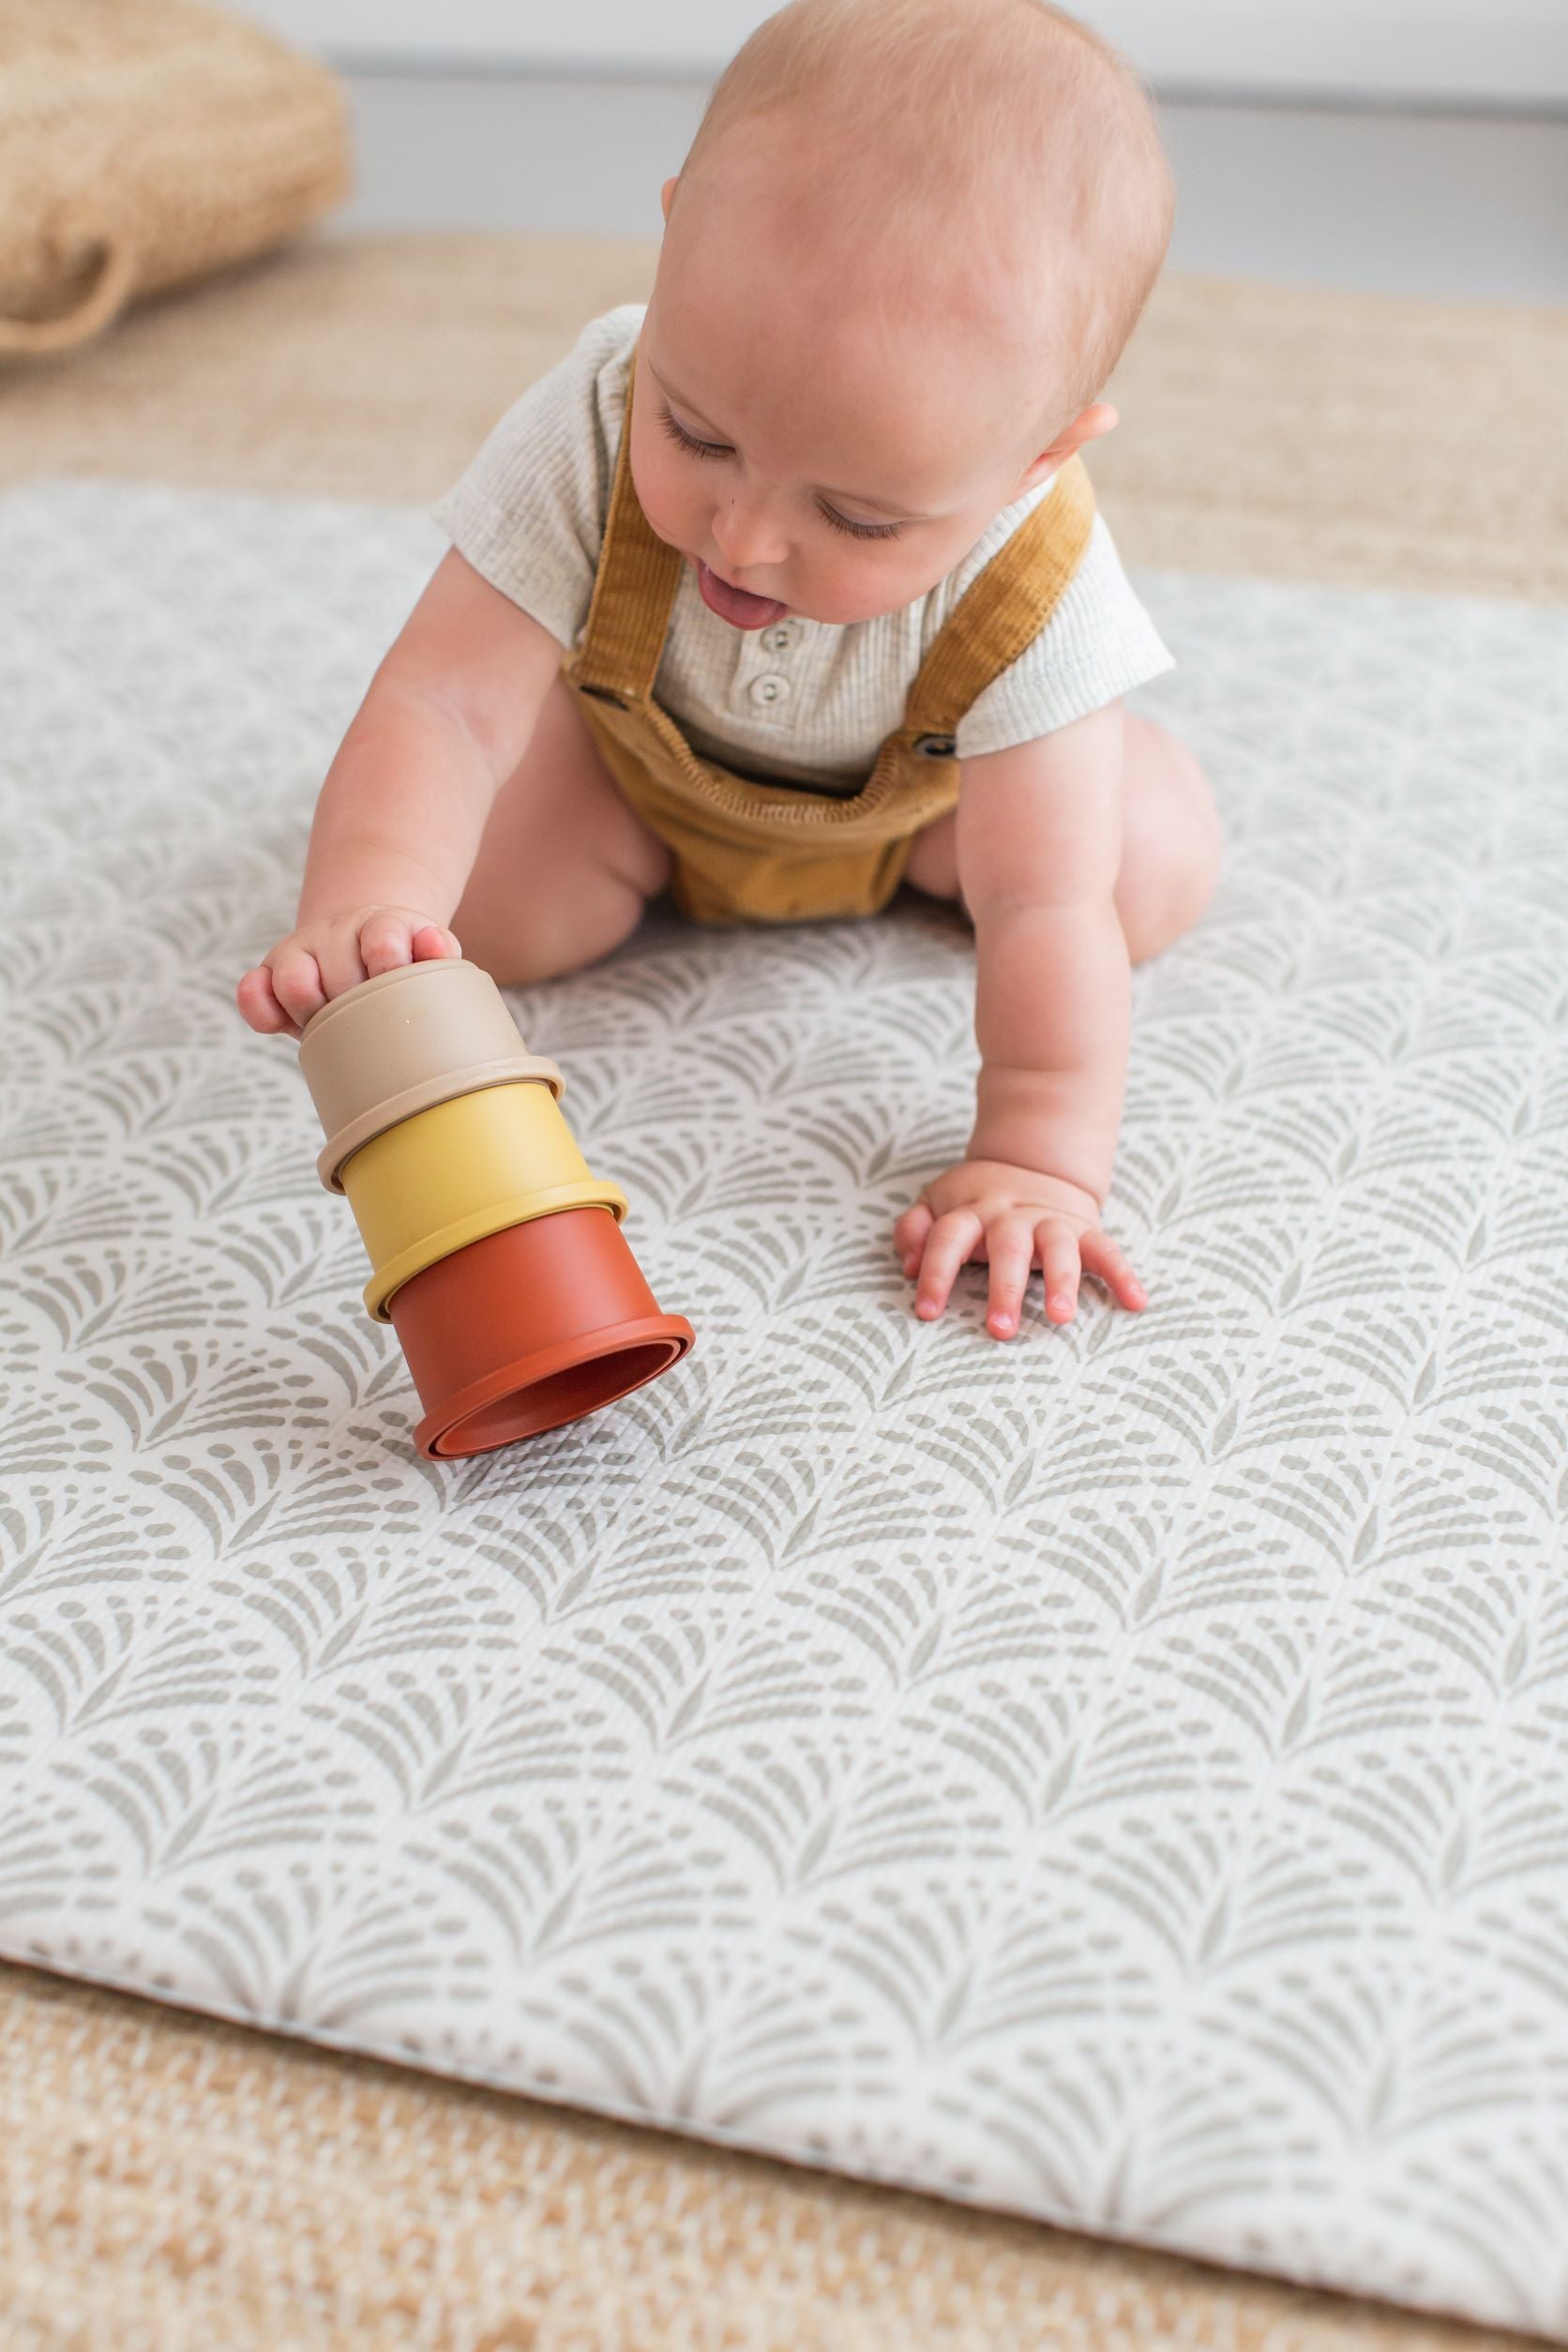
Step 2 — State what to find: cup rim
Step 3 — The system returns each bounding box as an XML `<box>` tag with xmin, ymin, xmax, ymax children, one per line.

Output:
<box><xmin>412</xmin><ymin>1313</ymin><xmax>696</xmax><ymax>1457</ymax></box>
<box><xmin>300</xmin><ymin>957</ymin><xmax>475</xmax><ymax>1041</ymax></box>
<box><xmin>366</xmin><ymin>1182</ymin><xmax>630</xmax><ymax>1320</ymax></box>
<box><xmin>318</xmin><ymin>1058</ymin><xmax>565</xmax><ymax>1192</ymax></box>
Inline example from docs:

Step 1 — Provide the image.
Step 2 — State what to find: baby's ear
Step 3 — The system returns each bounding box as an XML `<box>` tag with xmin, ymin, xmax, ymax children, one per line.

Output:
<box><xmin>1052</xmin><ymin>401</ymin><xmax>1119</xmax><ymax>462</ymax></box>
<box><xmin>1017</xmin><ymin>402</ymin><xmax>1119</xmax><ymax>496</ymax></box>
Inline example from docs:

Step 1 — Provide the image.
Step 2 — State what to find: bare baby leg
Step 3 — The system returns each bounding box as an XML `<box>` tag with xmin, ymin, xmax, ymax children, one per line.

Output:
<box><xmin>452</xmin><ymin>688</ymin><xmax>1221</xmax><ymax>987</ymax></box>
<box><xmin>902</xmin><ymin>703</ymin><xmax>1223</xmax><ymax>964</ymax></box>
<box><xmin>449</xmin><ymin>671</ymin><xmax>674</xmax><ymax>986</ymax></box>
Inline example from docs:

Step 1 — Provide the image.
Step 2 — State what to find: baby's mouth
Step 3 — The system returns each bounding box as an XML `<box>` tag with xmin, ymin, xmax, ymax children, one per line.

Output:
<box><xmin>696</xmin><ymin>560</ymin><xmax>789</xmax><ymax>631</ymax></box>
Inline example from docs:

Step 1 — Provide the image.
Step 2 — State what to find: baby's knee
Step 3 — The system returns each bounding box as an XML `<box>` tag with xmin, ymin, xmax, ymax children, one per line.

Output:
<box><xmin>1123</xmin><ymin>716</ymin><xmax>1223</xmax><ymax>952</ymax></box>
<box><xmin>1176</xmin><ymin>749</ymin><xmax>1224</xmax><ymax>919</ymax></box>
<box><xmin>455</xmin><ymin>870</ymin><xmax>651</xmax><ymax>988</ymax></box>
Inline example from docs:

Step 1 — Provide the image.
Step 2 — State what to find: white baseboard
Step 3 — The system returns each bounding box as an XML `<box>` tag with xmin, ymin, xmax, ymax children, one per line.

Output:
<box><xmin>253</xmin><ymin>0</ymin><xmax>1568</xmax><ymax>107</ymax></box>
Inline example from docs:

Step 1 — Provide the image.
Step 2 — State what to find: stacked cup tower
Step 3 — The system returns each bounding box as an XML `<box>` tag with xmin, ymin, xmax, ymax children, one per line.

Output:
<box><xmin>298</xmin><ymin>959</ymin><xmax>693</xmax><ymax>1458</ymax></box>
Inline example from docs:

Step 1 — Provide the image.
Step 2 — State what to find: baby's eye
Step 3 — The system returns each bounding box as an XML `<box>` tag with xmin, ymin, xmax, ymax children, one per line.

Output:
<box><xmin>657</xmin><ymin>402</ymin><xmax>728</xmax><ymax>460</ymax></box>
<box><xmin>818</xmin><ymin>505</ymin><xmax>902</xmax><ymax>543</ymax></box>
<box><xmin>657</xmin><ymin>399</ymin><xmax>901</xmax><ymax>540</ymax></box>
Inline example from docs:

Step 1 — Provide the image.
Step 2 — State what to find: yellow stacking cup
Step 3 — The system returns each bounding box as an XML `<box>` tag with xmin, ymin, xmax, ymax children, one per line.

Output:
<box><xmin>341</xmin><ymin>1080</ymin><xmax>629</xmax><ymax>1320</ymax></box>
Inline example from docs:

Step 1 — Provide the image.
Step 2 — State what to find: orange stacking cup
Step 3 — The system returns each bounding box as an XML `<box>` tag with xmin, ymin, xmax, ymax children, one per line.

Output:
<box><xmin>387</xmin><ymin>1206</ymin><xmax>695</xmax><ymax>1457</ymax></box>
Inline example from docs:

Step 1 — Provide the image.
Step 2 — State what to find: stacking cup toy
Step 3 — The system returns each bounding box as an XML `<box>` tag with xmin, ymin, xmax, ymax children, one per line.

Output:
<box><xmin>298</xmin><ymin>959</ymin><xmax>693</xmax><ymax>1457</ymax></box>
<box><xmin>302</xmin><ymin>957</ymin><xmax>565</xmax><ymax>1193</ymax></box>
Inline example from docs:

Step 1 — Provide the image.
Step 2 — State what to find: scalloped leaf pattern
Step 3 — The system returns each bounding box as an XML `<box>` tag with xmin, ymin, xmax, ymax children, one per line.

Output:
<box><xmin>3</xmin><ymin>481</ymin><xmax>1568</xmax><ymax>2337</ymax></box>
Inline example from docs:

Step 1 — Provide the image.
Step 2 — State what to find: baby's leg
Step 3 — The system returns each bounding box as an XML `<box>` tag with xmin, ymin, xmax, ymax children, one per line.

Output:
<box><xmin>902</xmin><ymin>703</ymin><xmax>1222</xmax><ymax>965</ymax></box>
<box><xmin>1103</xmin><ymin>708</ymin><xmax>1222</xmax><ymax>962</ymax></box>
<box><xmin>449</xmin><ymin>671</ymin><xmax>674</xmax><ymax>986</ymax></box>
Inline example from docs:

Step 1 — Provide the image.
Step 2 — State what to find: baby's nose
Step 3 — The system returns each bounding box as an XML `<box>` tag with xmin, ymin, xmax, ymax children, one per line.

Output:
<box><xmin>710</xmin><ymin>494</ymin><xmax>790</xmax><ymax>574</ymax></box>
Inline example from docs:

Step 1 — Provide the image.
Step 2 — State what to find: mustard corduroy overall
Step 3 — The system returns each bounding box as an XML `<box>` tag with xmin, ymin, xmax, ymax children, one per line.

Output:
<box><xmin>560</xmin><ymin>352</ymin><xmax>1098</xmax><ymax>927</ymax></box>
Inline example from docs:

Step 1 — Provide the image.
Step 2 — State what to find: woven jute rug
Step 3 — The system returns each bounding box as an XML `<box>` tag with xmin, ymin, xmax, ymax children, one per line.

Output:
<box><xmin>2</xmin><ymin>228</ymin><xmax>1565</xmax><ymax>606</ymax></box>
<box><xmin>3</xmin><ymin>231</ymin><xmax>1563</xmax><ymax>2352</ymax></box>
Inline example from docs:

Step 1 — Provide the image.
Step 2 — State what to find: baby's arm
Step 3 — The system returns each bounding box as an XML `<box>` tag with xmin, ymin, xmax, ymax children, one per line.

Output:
<box><xmin>236</xmin><ymin>549</ymin><xmax>565</xmax><ymax>1038</ymax></box>
<box><xmin>966</xmin><ymin>701</ymin><xmax>1130</xmax><ymax>1201</ymax></box>
<box><xmin>893</xmin><ymin>701</ymin><xmax>1148</xmax><ymax>1335</ymax></box>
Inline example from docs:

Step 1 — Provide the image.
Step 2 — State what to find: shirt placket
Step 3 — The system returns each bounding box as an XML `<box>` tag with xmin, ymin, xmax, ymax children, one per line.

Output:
<box><xmin>734</xmin><ymin>615</ymin><xmax>806</xmax><ymax>727</ymax></box>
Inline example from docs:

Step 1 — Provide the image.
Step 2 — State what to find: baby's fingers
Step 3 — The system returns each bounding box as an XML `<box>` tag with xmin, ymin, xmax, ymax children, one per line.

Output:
<box><xmin>234</xmin><ymin>968</ymin><xmax>271</xmax><ymax>1033</ymax></box>
<box><xmin>1033</xmin><ymin>1217</ymin><xmax>1084</xmax><ymax>1323</ymax></box>
<box><xmin>412</xmin><ymin>922</ymin><xmax>462</xmax><ymax>962</ymax></box>
<box><xmin>235</xmin><ymin>963</ymin><xmax>306</xmax><ymax>1040</ymax></box>
<box><xmin>355</xmin><ymin>910</ymin><xmax>460</xmax><ymax>982</ymax></box>
<box><xmin>983</xmin><ymin>1214</ymin><xmax>1037</xmax><ymax>1341</ymax></box>
<box><xmin>265</xmin><ymin>942</ymin><xmax>330</xmax><ymax>1032</ymax></box>
<box><xmin>1079</xmin><ymin>1229</ymin><xmax>1149</xmax><ymax>1311</ymax></box>
<box><xmin>893</xmin><ymin>1199</ymin><xmax>934</xmax><ymax>1279</ymax></box>
<box><xmin>913</xmin><ymin>1209</ymin><xmax>983</xmax><ymax>1320</ymax></box>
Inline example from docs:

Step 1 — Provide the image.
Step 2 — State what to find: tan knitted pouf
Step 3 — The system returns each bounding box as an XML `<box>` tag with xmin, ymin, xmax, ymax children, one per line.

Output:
<box><xmin>0</xmin><ymin>0</ymin><xmax>349</xmax><ymax>357</ymax></box>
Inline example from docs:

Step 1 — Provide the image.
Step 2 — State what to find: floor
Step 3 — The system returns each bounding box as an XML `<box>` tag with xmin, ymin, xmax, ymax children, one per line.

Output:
<box><xmin>1</xmin><ymin>224</ymin><xmax>1563</xmax><ymax>2348</ymax></box>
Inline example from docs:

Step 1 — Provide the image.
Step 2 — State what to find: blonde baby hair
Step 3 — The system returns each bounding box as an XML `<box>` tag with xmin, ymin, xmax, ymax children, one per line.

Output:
<box><xmin>671</xmin><ymin>0</ymin><xmax>1176</xmax><ymax>436</ymax></box>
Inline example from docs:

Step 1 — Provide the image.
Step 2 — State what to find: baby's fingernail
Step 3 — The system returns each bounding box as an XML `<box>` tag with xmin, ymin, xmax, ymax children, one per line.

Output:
<box><xmin>992</xmin><ymin>1315</ymin><xmax>1015</xmax><ymax>1335</ymax></box>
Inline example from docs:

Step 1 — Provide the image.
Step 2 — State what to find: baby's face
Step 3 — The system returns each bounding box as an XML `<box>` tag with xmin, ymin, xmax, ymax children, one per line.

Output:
<box><xmin>632</xmin><ymin>129</ymin><xmax>1108</xmax><ymax>632</ymax></box>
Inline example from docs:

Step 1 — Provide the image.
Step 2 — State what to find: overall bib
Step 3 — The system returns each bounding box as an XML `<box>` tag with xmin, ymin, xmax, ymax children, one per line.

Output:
<box><xmin>560</xmin><ymin>351</ymin><xmax>1098</xmax><ymax>927</ymax></box>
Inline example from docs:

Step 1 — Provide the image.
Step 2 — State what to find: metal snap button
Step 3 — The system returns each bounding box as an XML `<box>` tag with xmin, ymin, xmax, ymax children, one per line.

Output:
<box><xmin>748</xmin><ymin>672</ymin><xmax>792</xmax><ymax>707</ymax></box>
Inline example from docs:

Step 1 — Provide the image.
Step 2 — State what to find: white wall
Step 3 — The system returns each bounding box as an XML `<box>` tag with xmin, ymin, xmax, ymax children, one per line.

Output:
<box><xmin>253</xmin><ymin>1</ymin><xmax>1568</xmax><ymax>107</ymax></box>
<box><xmin>327</xmin><ymin>70</ymin><xmax>1568</xmax><ymax>303</ymax></box>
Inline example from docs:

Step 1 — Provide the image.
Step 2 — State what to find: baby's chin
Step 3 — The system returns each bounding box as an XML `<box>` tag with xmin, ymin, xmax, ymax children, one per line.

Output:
<box><xmin>791</xmin><ymin>586</ymin><xmax>942</xmax><ymax>627</ymax></box>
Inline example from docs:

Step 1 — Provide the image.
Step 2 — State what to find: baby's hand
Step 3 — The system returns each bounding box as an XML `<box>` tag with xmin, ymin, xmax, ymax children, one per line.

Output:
<box><xmin>235</xmin><ymin>907</ymin><xmax>462</xmax><ymax>1041</ymax></box>
<box><xmin>894</xmin><ymin>1158</ymin><xmax>1148</xmax><ymax>1339</ymax></box>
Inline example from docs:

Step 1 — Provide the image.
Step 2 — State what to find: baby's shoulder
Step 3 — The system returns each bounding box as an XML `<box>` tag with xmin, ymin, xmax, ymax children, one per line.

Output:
<box><xmin>572</xmin><ymin>303</ymin><xmax>648</xmax><ymax>456</ymax></box>
<box><xmin>576</xmin><ymin>301</ymin><xmax>647</xmax><ymax>369</ymax></box>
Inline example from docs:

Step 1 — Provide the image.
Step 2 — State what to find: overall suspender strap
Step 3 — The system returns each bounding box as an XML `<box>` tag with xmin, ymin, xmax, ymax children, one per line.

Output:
<box><xmin>900</xmin><ymin>454</ymin><xmax>1098</xmax><ymax>746</ymax></box>
<box><xmin>569</xmin><ymin>348</ymin><xmax>685</xmax><ymax>704</ymax></box>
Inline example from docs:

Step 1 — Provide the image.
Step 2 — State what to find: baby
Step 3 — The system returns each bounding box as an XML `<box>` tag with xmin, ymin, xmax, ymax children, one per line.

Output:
<box><xmin>237</xmin><ymin>0</ymin><xmax>1222</xmax><ymax>1342</ymax></box>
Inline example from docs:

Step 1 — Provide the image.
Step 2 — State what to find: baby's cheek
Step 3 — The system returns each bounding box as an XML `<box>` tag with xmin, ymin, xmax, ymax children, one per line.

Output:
<box><xmin>627</xmin><ymin>440</ymin><xmax>695</xmax><ymax>555</ymax></box>
<box><xmin>802</xmin><ymin>551</ymin><xmax>941</xmax><ymax>629</ymax></box>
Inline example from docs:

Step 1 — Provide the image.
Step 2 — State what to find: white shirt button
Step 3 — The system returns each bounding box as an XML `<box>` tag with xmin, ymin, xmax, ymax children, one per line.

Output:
<box><xmin>760</xmin><ymin>621</ymin><xmax>801</xmax><ymax>654</ymax></box>
<box><xmin>748</xmin><ymin>672</ymin><xmax>792</xmax><ymax>707</ymax></box>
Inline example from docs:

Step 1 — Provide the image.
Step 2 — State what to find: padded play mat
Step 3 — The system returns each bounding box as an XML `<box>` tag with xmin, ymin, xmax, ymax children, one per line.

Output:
<box><xmin>3</xmin><ymin>478</ymin><xmax>1567</xmax><ymax>2341</ymax></box>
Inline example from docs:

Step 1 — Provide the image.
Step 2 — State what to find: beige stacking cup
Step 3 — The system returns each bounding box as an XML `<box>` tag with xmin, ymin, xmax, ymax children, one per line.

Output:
<box><xmin>298</xmin><ymin>958</ymin><xmax>563</xmax><ymax>1191</ymax></box>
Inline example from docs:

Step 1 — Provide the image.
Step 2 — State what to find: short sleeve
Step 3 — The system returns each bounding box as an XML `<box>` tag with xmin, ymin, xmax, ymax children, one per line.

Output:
<box><xmin>953</xmin><ymin>511</ymin><xmax>1177</xmax><ymax>761</ymax></box>
<box><xmin>430</xmin><ymin>304</ymin><xmax>643</xmax><ymax>654</ymax></box>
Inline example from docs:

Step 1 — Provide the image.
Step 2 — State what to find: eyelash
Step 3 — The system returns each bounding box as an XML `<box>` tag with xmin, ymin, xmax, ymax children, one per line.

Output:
<box><xmin>656</xmin><ymin>402</ymin><xmax>903</xmax><ymax>541</ymax></box>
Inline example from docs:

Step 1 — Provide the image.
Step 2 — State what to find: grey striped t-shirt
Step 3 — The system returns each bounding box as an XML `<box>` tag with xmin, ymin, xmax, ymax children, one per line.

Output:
<box><xmin>432</xmin><ymin>303</ymin><xmax>1176</xmax><ymax>794</ymax></box>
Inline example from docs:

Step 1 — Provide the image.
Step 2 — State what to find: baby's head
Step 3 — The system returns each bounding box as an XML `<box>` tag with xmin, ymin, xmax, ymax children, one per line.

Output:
<box><xmin>633</xmin><ymin>0</ymin><xmax>1174</xmax><ymax>631</ymax></box>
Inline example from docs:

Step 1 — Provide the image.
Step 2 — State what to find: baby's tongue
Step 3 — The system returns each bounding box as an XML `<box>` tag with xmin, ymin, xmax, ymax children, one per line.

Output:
<box><xmin>698</xmin><ymin>560</ymin><xmax>788</xmax><ymax>631</ymax></box>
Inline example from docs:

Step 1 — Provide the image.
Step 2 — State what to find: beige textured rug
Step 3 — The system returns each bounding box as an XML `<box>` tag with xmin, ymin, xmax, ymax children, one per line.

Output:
<box><xmin>3</xmin><ymin>228</ymin><xmax>1565</xmax><ymax>606</ymax></box>
<box><xmin>4</xmin><ymin>231</ymin><xmax>1563</xmax><ymax>2352</ymax></box>
<box><xmin>0</xmin><ymin>1965</ymin><xmax>1542</xmax><ymax>2352</ymax></box>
